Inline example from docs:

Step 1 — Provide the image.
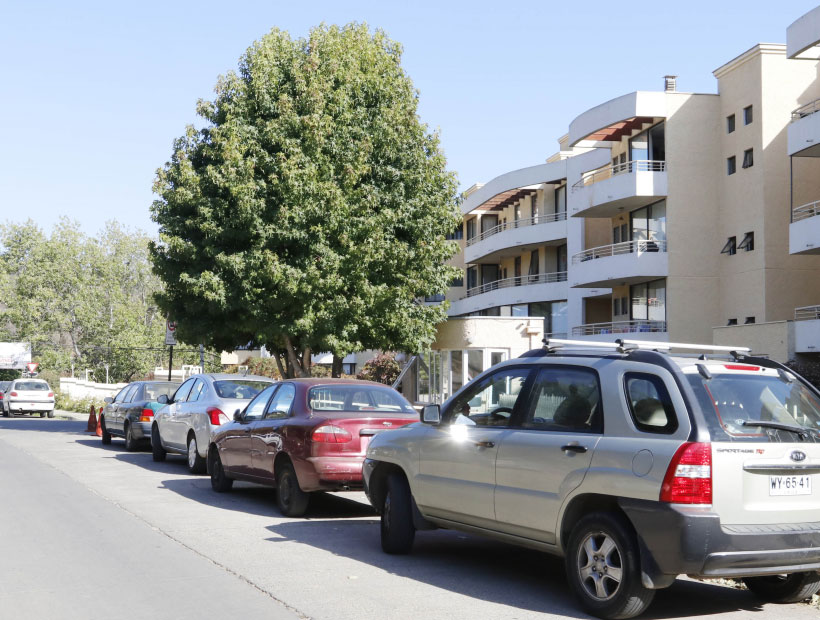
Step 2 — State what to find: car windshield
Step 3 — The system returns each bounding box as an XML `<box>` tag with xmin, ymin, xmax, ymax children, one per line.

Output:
<box><xmin>686</xmin><ymin>371</ymin><xmax>820</xmax><ymax>442</ymax></box>
<box><xmin>213</xmin><ymin>380</ymin><xmax>271</xmax><ymax>400</ymax></box>
<box><xmin>144</xmin><ymin>383</ymin><xmax>179</xmax><ymax>401</ymax></box>
<box><xmin>15</xmin><ymin>381</ymin><xmax>49</xmax><ymax>391</ymax></box>
<box><xmin>308</xmin><ymin>385</ymin><xmax>414</xmax><ymax>413</ymax></box>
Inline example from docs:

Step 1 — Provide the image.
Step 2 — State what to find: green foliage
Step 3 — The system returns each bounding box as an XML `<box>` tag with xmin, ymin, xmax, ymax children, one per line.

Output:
<box><xmin>356</xmin><ymin>352</ymin><xmax>401</xmax><ymax>385</ymax></box>
<box><xmin>0</xmin><ymin>369</ymin><xmax>19</xmax><ymax>381</ymax></box>
<box><xmin>151</xmin><ymin>23</ymin><xmax>461</xmax><ymax>378</ymax></box>
<box><xmin>55</xmin><ymin>391</ymin><xmax>105</xmax><ymax>415</ymax></box>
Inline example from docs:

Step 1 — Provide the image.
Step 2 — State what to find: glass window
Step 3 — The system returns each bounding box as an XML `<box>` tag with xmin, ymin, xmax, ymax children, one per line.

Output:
<box><xmin>554</xmin><ymin>185</ymin><xmax>567</xmax><ymax>215</ymax></box>
<box><xmin>173</xmin><ymin>379</ymin><xmax>196</xmax><ymax>403</ymax></box>
<box><xmin>624</xmin><ymin>373</ymin><xmax>678</xmax><ymax>434</ymax></box>
<box><xmin>648</xmin><ymin>122</ymin><xmax>665</xmax><ymax>161</ymax></box>
<box><xmin>265</xmin><ymin>383</ymin><xmax>296</xmax><ymax>418</ymax></box>
<box><xmin>721</xmin><ymin>236</ymin><xmax>737</xmax><ymax>256</ymax></box>
<box><xmin>490</xmin><ymin>352</ymin><xmax>506</xmax><ymax>367</ymax></box>
<box><xmin>451</xmin><ymin>351</ymin><xmax>463</xmax><ymax>394</ymax></box>
<box><xmin>480</xmin><ymin>215</ymin><xmax>498</xmax><ymax>235</ymax></box>
<box><xmin>445</xmin><ymin>367</ymin><xmax>532</xmax><ymax>427</ymax></box>
<box><xmin>467</xmin><ymin>350</ymin><xmax>483</xmax><ymax>381</ymax></box>
<box><xmin>631</xmin><ymin>279</ymin><xmax>666</xmax><ymax>323</ymax></box>
<box><xmin>466</xmin><ymin>266</ymin><xmax>478</xmax><ymax>290</ymax></box>
<box><xmin>213</xmin><ymin>380</ymin><xmax>271</xmax><ymax>400</ymax></box>
<box><xmin>511</xmin><ymin>304</ymin><xmax>528</xmax><ymax>317</ymax></box>
<box><xmin>727</xmin><ymin>156</ymin><xmax>736</xmax><ymax>175</ymax></box>
<box><xmin>466</xmin><ymin>218</ymin><xmax>477</xmax><ymax>240</ymax></box>
<box><xmin>113</xmin><ymin>385</ymin><xmax>131</xmax><ymax>402</ymax></box>
<box><xmin>727</xmin><ymin>114</ymin><xmax>735</xmax><ymax>133</ymax></box>
<box><xmin>144</xmin><ymin>383</ymin><xmax>178</xmax><ymax>401</ymax></box>
<box><xmin>188</xmin><ymin>379</ymin><xmax>206</xmax><ymax>402</ymax></box>
<box><xmin>631</xmin><ymin>200</ymin><xmax>665</xmax><ymax>245</ymax></box>
<box><xmin>744</xmin><ymin>105</ymin><xmax>753</xmax><ymax>125</ymax></box>
<box><xmin>557</xmin><ymin>244</ymin><xmax>568</xmax><ymax>273</ymax></box>
<box><xmin>244</xmin><ymin>384</ymin><xmax>278</xmax><ymax>421</ymax></box>
<box><xmin>522</xmin><ymin>367</ymin><xmax>602</xmax><ymax>432</ymax></box>
<box><xmin>629</xmin><ymin>133</ymin><xmax>648</xmax><ymax>163</ymax></box>
<box><xmin>122</xmin><ymin>384</ymin><xmax>141</xmax><ymax>403</ymax></box>
<box><xmin>742</xmin><ymin>148</ymin><xmax>754</xmax><ymax>169</ymax></box>
<box><xmin>528</xmin><ymin>249</ymin><xmax>539</xmax><ymax>276</ymax></box>
<box><xmin>738</xmin><ymin>231</ymin><xmax>754</xmax><ymax>252</ymax></box>
<box><xmin>308</xmin><ymin>384</ymin><xmax>413</xmax><ymax>413</ymax></box>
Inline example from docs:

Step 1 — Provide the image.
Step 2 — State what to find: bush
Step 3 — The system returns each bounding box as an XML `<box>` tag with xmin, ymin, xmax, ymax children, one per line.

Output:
<box><xmin>357</xmin><ymin>353</ymin><xmax>401</xmax><ymax>385</ymax></box>
<box><xmin>55</xmin><ymin>392</ymin><xmax>106</xmax><ymax>415</ymax></box>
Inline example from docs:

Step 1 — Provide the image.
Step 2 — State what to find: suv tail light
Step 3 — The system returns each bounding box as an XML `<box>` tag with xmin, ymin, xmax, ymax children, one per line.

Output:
<box><xmin>312</xmin><ymin>424</ymin><xmax>353</xmax><ymax>443</ymax></box>
<box><xmin>207</xmin><ymin>407</ymin><xmax>229</xmax><ymax>426</ymax></box>
<box><xmin>139</xmin><ymin>408</ymin><xmax>154</xmax><ymax>422</ymax></box>
<box><xmin>660</xmin><ymin>442</ymin><xmax>712</xmax><ymax>504</ymax></box>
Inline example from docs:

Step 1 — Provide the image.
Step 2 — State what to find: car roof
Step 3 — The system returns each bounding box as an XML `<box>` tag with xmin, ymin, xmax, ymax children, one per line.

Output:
<box><xmin>283</xmin><ymin>377</ymin><xmax>394</xmax><ymax>388</ymax></box>
<box><xmin>190</xmin><ymin>373</ymin><xmax>275</xmax><ymax>382</ymax></box>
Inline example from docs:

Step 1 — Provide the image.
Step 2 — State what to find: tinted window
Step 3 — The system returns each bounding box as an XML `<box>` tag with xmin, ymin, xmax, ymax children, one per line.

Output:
<box><xmin>522</xmin><ymin>367</ymin><xmax>602</xmax><ymax>433</ymax></box>
<box><xmin>14</xmin><ymin>381</ymin><xmax>49</xmax><ymax>391</ymax></box>
<box><xmin>113</xmin><ymin>385</ymin><xmax>130</xmax><ymax>402</ymax></box>
<box><xmin>445</xmin><ymin>367</ymin><xmax>532</xmax><ymax>427</ymax></box>
<box><xmin>213</xmin><ymin>380</ymin><xmax>271</xmax><ymax>400</ymax></box>
<box><xmin>122</xmin><ymin>384</ymin><xmax>141</xmax><ymax>403</ymax></box>
<box><xmin>266</xmin><ymin>383</ymin><xmax>296</xmax><ymax>418</ymax></box>
<box><xmin>624</xmin><ymin>373</ymin><xmax>678</xmax><ymax>434</ymax></box>
<box><xmin>173</xmin><ymin>379</ymin><xmax>196</xmax><ymax>403</ymax></box>
<box><xmin>308</xmin><ymin>385</ymin><xmax>414</xmax><ymax>413</ymax></box>
<box><xmin>243</xmin><ymin>385</ymin><xmax>278</xmax><ymax>421</ymax></box>
<box><xmin>188</xmin><ymin>380</ymin><xmax>206</xmax><ymax>402</ymax></box>
<box><xmin>144</xmin><ymin>383</ymin><xmax>179</xmax><ymax>401</ymax></box>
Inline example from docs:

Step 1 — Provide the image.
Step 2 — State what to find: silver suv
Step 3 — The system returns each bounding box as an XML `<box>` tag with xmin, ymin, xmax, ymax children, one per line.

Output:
<box><xmin>363</xmin><ymin>339</ymin><xmax>820</xmax><ymax>619</ymax></box>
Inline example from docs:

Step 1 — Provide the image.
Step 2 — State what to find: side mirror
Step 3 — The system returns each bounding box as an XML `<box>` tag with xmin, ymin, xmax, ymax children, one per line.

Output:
<box><xmin>157</xmin><ymin>394</ymin><xmax>169</xmax><ymax>404</ymax></box>
<box><xmin>233</xmin><ymin>409</ymin><xmax>242</xmax><ymax>422</ymax></box>
<box><xmin>103</xmin><ymin>396</ymin><xmax>113</xmax><ymax>404</ymax></box>
<box><xmin>421</xmin><ymin>404</ymin><xmax>441</xmax><ymax>425</ymax></box>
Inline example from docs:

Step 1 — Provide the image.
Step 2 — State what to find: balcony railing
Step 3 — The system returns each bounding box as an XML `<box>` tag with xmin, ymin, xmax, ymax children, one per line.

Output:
<box><xmin>465</xmin><ymin>212</ymin><xmax>567</xmax><ymax>247</ymax></box>
<box><xmin>792</xmin><ymin>98</ymin><xmax>820</xmax><ymax>121</ymax></box>
<box><xmin>464</xmin><ymin>271</ymin><xmax>567</xmax><ymax>298</ymax></box>
<box><xmin>795</xmin><ymin>305</ymin><xmax>820</xmax><ymax>321</ymax></box>
<box><xmin>571</xmin><ymin>320</ymin><xmax>667</xmax><ymax>336</ymax></box>
<box><xmin>571</xmin><ymin>160</ymin><xmax>666</xmax><ymax>190</ymax></box>
<box><xmin>793</xmin><ymin>200</ymin><xmax>820</xmax><ymax>222</ymax></box>
<box><xmin>571</xmin><ymin>239</ymin><xmax>667</xmax><ymax>264</ymax></box>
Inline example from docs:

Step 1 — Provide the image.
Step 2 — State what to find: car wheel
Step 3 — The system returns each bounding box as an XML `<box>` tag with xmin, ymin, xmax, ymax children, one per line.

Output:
<box><xmin>275</xmin><ymin>461</ymin><xmax>309</xmax><ymax>517</ymax></box>
<box><xmin>40</xmin><ymin>411</ymin><xmax>46</xmax><ymax>418</ymax></box>
<box><xmin>100</xmin><ymin>417</ymin><xmax>112</xmax><ymax>445</ymax></box>
<box><xmin>47</xmin><ymin>410</ymin><xmax>54</xmax><ymax>418</ymax></box>
<box><xmin>2</xmin><ymin>408</ymin><xmax>8</xmax><ymax>418</ymax></box>
<box><xmin>209</xmin><ymin>447</ymin><xmax>233</xmax><ymax>493</ymax></box>
<box><xmin>187</xmin><ymin>434</ymin><xmax>206</xmax><ymax>474</ymax></box>
<box><xmin>151</xmin><ymin>425</ymin><xmax>166</xmax><ymax>462</ymax></box>
<box><xmin>565</xmin><ymin>511</ymin><xmax>654</xmax><ymax>620</ymax></box>
<box><xmin>744</xmin><ymin>572</ymin><xmax>820</xmax><ymax>603</ymax></box>
<box><xmin>124</xmin><ymin>423</ymin><xmax>137</xmax><ymax>452</ymax></box>
<box><xmin>381</xmin><ymin>472</ymin><xmax>416</xmax><ymax>554</ymax></box>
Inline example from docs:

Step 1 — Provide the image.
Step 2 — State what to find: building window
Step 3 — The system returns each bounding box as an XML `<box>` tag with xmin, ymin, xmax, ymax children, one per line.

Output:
<box><xmin>745</xmin><ymin>316</ymin><xmax>756</xmax><ymax>324</ymax></box>
<box><xmin>727</xmin><ymin>114</ymin><xmax>735</xmax><ymax>133</ymax></box>
<box><xmin>744</xmin><ymin>105</ymin><xmax>753</xmax><ymax>125</ymax></box>
<box><xmin>721</xmin><ymin>236</ymin><xmax>737</xmax><ymax>255</ymax></box>
<box><xmin>446</xmin><ymin>224</ymin><xmax>463</xmax><ymax>240</ymax></box>
<box><xmin>727</xmin><ymin>156</ymin><xmax>736</xmax><ymax>175</ymax></box>
<box><xmin>738</xmin><ymin>231</ymin><xmax>754</xmax><ymax>252</ymax></box>
<box><xmin>466</xmin><ymin>218</ymin><xmax>477</xmax><ymax>240</ymax></box>
<box><xmin>528</xmin><ymin>249</ymin><xmax>540</xmax><ymax>276</ymax></box>
<box><xmin>742</xmin><ymin>148</ymin><xmax>754</xmax><ymax>169</ymax></box>
<box><xmin>450</xmin><ymin>274</ymin><xmax>464</xmax><ymax>287</ymax></box>
<box><xmin>554</xmin><ymin>185</ymin><xmax>567</xmax><ymax>215</ymax></box>
<box><xmin>727</xmin><ymin>318</ymin><xmax>738</xmax><ymax>326</ymax></box>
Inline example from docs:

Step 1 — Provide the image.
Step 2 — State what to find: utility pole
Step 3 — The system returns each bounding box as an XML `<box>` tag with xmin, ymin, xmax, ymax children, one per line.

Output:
<box><xmin>199</xmin><ymin>344</ymin><xmax>204</xmax><ymax>373</ymax></box>
<box><xmin>168</xmin><ymin>346</ymin><xmax>173</xmax><ymax>381</ymax></box>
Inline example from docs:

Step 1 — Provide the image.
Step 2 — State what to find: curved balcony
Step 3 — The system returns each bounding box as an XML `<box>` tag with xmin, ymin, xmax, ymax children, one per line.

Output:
<box><xmin>571</xmin><ymin>320</ymin><xmax>668</xmax><ymax>340</ymax></box>
<box><xmin>569</xmin><ymin>160</ymin><xmax>667</xmax><ymax>218</ymax></box>
<box><xmin>465</xmin><ymin>213</ymin><xmax>567</xmax><ymax>263</ymax></box>
<box><xmin>789</xmin><ymin>99</ymin><xmax>820</xmax><ymax>157</ymax></box>
<box><xmin>570</xmin><ymin>240</ymin><xmax>668</xmax><ymax>288</ymax></box>
<box><xmin>568</xmin><ymin>91</ymin><xmax>667</xmax><ymax>147</ymax></box>
<box><xmin>447</xmin><ymin>271</ymin><xmax>568</xmax><ymax>316</ymax></box>
<box><xmin>462</xmin><ymin>160</ymin><xmax>567</xmax><ymax>216</ymax></box>
<box><xmin>788</xmin><ymin>6</ymin><xmax>820</xmax><ymax>59</ymax></box>
<box><xmin>790</xmin><ymin>200</ymin><xmax>820</xmax><ymax>254</ymax></box>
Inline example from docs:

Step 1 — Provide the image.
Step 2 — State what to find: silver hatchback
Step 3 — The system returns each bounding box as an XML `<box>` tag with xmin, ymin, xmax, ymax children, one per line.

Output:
<box><xmin>152</xmin><ymin>373</ymin><xmax>275</xmax><ymax>473</ymax></box>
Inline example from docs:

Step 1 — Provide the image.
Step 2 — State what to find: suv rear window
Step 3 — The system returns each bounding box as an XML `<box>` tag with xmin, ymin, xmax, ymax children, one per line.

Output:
<box><xmin>14</xmin><ymin>381</ymin><xmax>49</xmax><ymax>391</ymax></box>
<box><xmin>686</xmin><ymin>370</ymin><xmax>820</xmax><ymax>442</ymax></box>
<box><xmin>213</xmin><ymin>380</ymin><xmax>271</xmax><ymax>400</ymax></box>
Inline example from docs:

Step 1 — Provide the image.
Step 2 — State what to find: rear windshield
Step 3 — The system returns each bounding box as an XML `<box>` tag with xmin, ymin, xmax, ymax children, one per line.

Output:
<box><xmin>0</xmin><ymin>382</ymin><xmax>10</xmax><ymax>391</ymax></box>
<box><xmin>686</xmin><ymin>372</ymin><xmax>820</xmax><ymax>442</ymax></box>
<box><xmin>144</xmin><ymin>383</ymin><xmax>179</xmax><ymax>401</ymax></box>
<box><xmin>213</xmin><ymin>380</ymin><xmax>271</xmax><ymax>400</ymax></box>
<box><xmin>15</xmin><ymin>381</ymin><xmax>49</xmax><ymax>391</ymax></box>
<box><xmin>309</xmin><ymin>385</ymin><xmax>414</xmax><ymax>413</ymax></box>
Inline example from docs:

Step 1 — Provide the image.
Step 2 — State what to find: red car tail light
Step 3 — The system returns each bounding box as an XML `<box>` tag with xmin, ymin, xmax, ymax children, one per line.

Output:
<box><xmin>312</xmin><ymin>424</ymin><xmax>353</xmax><ymax>443</ymax></box>
<box><xmin>0</xmin><ymin>393</ymin><xmax>4</xmax><ymax>399</ymax></box>
<box><xmin>139</xmin><ymin>408</ymin><xmax>154</xmax><ymax>423</ymax></box>
<box><xmin>207</xmin><ymin>407</ymin><xmax>229</xmax><ymax>426</ymax></box>
<box><xmin>660</xmin><ymin>442</ymin><xmax>712</xmax><ymax>504</ymax></box>
<box><xmin>48</xmin><ymin>392</ymin><xmax>54</xmax><ymax>398</ymax></box>
<box><xmin>9</xmin><ymin>392</ymin><xmax>17</xmax><ymax>397</ymax></box>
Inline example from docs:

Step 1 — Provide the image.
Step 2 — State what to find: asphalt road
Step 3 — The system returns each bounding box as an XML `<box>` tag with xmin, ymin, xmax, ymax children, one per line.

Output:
<box><xmin>0</xmin><ymin>413</ymin><xmax>818</xmax><ymax>620</ymax></box>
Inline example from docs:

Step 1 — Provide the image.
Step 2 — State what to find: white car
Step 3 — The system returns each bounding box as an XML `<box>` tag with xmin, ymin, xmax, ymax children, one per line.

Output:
<box><xmin>2</xmin><ymin>379</ymin><xmax>55</xmax><ymax>418</ymax></box>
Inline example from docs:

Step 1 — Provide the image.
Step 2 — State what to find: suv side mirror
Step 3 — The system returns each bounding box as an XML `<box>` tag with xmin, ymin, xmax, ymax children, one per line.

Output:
<box><xmin>103</xmin><ymin>396</ymin><xmax>113</xmax><ymax>404</ymax></box>
<box><xmin>157</xmin><ymin>394</ymin><xmax>169</xmax><ymax>404</ymax></box>
<box><xmin>421</xmin><ymin>404</ymin><xmax>441</xmax><ymax>425</ymax></box>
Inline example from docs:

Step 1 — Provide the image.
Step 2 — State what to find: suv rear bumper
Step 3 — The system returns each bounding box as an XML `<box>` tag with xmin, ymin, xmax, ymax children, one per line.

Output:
<box><xmin>619</xmin><ymin>499</ymin><xmax>820</xmax><ymax>582</ymax></box>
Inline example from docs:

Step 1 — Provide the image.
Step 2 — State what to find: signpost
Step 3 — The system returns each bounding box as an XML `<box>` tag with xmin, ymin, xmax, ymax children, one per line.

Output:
<box><xmin>165</xmin><ymin>320</ymin><xmax>177</xmax><ymax>381</ymax></box>
<box><xmin>26</xmin><ymin>362</ymin><xmax>39</xmax><ymax>374</ymax></box>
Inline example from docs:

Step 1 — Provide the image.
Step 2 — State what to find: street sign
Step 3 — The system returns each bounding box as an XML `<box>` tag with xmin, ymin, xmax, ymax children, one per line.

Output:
<box><xmin>0</xmin><ymin>343</ymin><xmax>31</xmax><ymax>369</ymax></box>
<box><xmin>26</xmin><ymin>362</ymin><xmax>39</xmax><ymax>373</ymax></box>
<box><xmin>165</xmin><ymin>320</ymin><xmax>177</xmax><ymax>346</ymax></box>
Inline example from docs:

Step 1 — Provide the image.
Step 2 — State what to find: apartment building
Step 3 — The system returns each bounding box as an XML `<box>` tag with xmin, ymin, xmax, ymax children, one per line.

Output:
<box><xmin>442</xmin><ymin>9</ymin><xmax>820</xmax><ymax>364</ymax></box>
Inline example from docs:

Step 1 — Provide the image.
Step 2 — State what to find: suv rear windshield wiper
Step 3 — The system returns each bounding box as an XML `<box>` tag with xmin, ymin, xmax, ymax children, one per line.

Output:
<box><xmin>739</xmin><ymin>420</ymin><xmax>818</xmax><ymax>438</ymax></box>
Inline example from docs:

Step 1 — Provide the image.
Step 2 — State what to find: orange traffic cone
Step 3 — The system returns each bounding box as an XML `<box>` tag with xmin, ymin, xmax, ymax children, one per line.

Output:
<box><xmin>95</xmin><ymin>406</ymin><xmax>103</xmax><ymax>438</ymax></box>
<box><xmin>86</xmin><ymin>403</ymin><xmax>98</xmax><ymax>433</ymax></box>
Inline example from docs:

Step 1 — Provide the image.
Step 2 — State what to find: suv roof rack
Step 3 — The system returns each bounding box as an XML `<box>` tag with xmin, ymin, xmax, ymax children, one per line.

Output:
<box><xmin>544</xmin><ymin>338</ymin><xmax>751</xmax><ymax>355</ymax></box>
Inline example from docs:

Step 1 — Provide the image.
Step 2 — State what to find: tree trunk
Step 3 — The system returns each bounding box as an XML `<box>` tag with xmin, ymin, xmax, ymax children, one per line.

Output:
<box><xmin>302</xmin><ymin>347</ymin><xmax>311</xmax><ymax>375</ymax></box>
<box><xmin>272</xmin><ymin>352</ymin><xmax>287</xmax><ymax>380</ymax></box>
<box><xmin>332</xmin><ymin>354</ymin><xmax>343</xmax><ymax>378</ymax></box>
<box><xmin>283</xmin><ymin>335</ymin><xmax>307</xmax><ymax>378</ymax></box>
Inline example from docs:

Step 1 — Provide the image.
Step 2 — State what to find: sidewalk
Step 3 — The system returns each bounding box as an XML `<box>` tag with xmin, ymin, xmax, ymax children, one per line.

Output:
<box><xmin>53</xmin><ymin>409</ymin><xmax>92</xmax><ymax>421</ymax></box>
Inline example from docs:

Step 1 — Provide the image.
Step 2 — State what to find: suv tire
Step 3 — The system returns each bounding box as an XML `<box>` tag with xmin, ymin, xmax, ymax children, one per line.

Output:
<box><xmin>744</xmin><ymin>572</ymin><xmax>820</xmax><ymax>603</ymax></box>
<box><xmin>151</xmin><ymin>425</ymin><xmax>166</xmax><ymax>462</ymax></box>
<box><xmin>565</xmin><ymin>511</ymin><xmax>654</xmax><ymax>620</ymax></box>
<box><xmin>100</xmin><ymin>417</ymin><xmax>112</xmax><ymax>445</ymax></box>
<box><xmin>209</xmin><ymin>447</ymin><xmax>233</xmax><ymax>493</ymax></box>
<box><xmin>381</xmin><ymin>472</ymin><xmax>415</xmax><ymax>554</ymax></box>
<box><xmin>275</xmin><ymin>461</ymin><xmax>309</xmax><ymax>517</ymax></box>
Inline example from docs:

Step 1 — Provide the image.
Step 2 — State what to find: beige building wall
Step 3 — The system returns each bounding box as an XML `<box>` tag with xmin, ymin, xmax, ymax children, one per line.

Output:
<box><xmin>714</xmin><ymin>321</ymin><xmax>794</xmax><ymax>362</ymax></box>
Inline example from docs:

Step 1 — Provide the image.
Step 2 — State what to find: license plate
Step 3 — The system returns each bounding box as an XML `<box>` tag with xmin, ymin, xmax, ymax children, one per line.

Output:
<box><xmin>769</xmin><ymin>475</ymin><xmax>812</xmax><ymax>496</ymax></box>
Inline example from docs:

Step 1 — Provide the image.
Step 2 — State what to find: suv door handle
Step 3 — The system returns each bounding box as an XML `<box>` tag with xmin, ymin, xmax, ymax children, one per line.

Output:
<box><xmin>561</xmin><ymin>443</ymin><xmax>588</xmax><ymax>453</ymax></box>
<box><xmin>474</xmin><ymin>440</ymin><xmax>496</xmax><ymax>448</ymax></box>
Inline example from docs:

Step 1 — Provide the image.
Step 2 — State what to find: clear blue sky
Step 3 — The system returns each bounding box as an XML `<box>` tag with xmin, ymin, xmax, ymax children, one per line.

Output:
<box><xmin>1</xmin><ymin>0</ymin><xmax>816</xmax><ymax>236</ymax></box>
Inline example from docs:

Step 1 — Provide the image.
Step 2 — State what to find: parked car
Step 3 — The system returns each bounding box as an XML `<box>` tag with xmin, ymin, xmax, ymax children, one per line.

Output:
<box><xmin>208</xmin><ymin>378</ymin><xmax>418</xmax><ymax>517</ymax></box>
<box><xmin>2</xmin><ymin>379</ymin><xmax>55</xmax><ymax>418</ymax></box>
<box><xmin>152</xmin><ymin>373</ymin><xmax>275</xmax><ymax>473</ymax></box>
<box><xmin>0</xmin><ymin>380</ymin><xmax>11</xmax><ymax>413</ymax></box>
<box><xmin>363</xmin><ymin>339</ymin><xmax>820</xmax><ymax>620</ymax></box>
<box><xmin>99</xmin><ymin>380</ymin><xmax>180</xmax><ymax>450</ymax></box>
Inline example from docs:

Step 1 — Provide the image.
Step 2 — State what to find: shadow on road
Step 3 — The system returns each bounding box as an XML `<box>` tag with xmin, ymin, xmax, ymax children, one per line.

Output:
<box><xmin>265</xmin><ymin>519</ymin><xmax>770</xmax><ymax>619</ymax></box>
<box><xmin>0</xmin><ymin>417</ymin><xmax>89</xmax><ymax>434</ymax></box>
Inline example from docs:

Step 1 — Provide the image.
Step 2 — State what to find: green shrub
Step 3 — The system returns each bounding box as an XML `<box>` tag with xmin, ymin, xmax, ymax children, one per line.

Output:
<box><xmin>356</xmin><ymin>353</ymin><xmax>401</xmax><ymax>385</ymax></box>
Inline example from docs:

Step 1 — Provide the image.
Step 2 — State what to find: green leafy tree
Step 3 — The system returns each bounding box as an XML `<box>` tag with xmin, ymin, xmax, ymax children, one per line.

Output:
<box><xmin>356</xmin><ymin>352</ymin><xmax>401</xmax><ymax>385</ymax></box>
<box><xmin>151</xmin><ymin>23</ymin><xmax>461</xmax><ymax>378</ymax></box>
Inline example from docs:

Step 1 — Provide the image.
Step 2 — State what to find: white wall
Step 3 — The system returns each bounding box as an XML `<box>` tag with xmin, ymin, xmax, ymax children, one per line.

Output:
<box><xmin>59</xmin><ymin>378</ymin><xmax>128</xmax><ymax>402</ymax></box>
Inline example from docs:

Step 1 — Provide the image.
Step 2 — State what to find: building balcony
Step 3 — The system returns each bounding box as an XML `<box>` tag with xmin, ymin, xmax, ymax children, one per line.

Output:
<box><xmin>569</xmin><ymin>160</ymin><xmax>667</xmax><ymax>218</ymax></box>
<box><xmin>790</xmin><ymin>200</ymin><xmax>820</xmax><ymax>254</ymax></box>
<box><xmin>465</xmin><ymin>213</ymin><xmax>567</xmax><ymax>263</ymax></box>
<box><xmin>788</xmin><ymin>99</ymin><xmax>820</xmax><ymax>157</ymax></box>
<box><xmin>568</xmin><ymin>91</ymin><xmax>667</xmax><ymax>148</ymax></box>
<box><xmin>788</xmin><ymin>6</ymin><xmax>820</xmax><ymax>59</ymax></box>
<box><xmin>570</xmin><ymin>240</ymin><xmax>668</xmax><ymax>288</ymax></box>
<box><xmin>795</xmin><ymin>305</ymin><xmax>820</xmax><ymax>353</ymax></box>
<box><xmin>571</xmin><ymin>320</ymin><xmax>668</xmax><ymax>340</ymax></box>
<box><xmin>447</xmin><ymin>271</ymin><xmax>568</xmax><ymax>316</ymax></box>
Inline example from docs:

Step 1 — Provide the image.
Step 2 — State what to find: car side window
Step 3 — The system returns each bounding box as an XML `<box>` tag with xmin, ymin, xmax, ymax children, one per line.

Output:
<box><xmin>521</xmin><ymin>367</ymin><xmax>603</xmax><ymax>433</ymax></box>
<box><xmin>173</xmin><ymin>379</ymin><xmax>196</xmax><ymax>403</ymax></box>
<box><xmin>624</xmin><ymin>373</ymin><xmax>678</xmax><ymax>434</ymax></box>
<box><xmin>113</xmin><ymin>386</ymin><xmax>130</xmax><ymax>403</ymax></box>
<box><xmin>188</xmin><ymin>380</ymin><xmax>206</xmax><ymax>402</ymax></box>
<box><xmin>444</xmin><ymin>367</ymin><xmax>532</xmax><ymax>427</ymax></box>
<box><xmin>265</xmin><ymin>383</ymin><xmax>296</xmax><ymax>419</ymax></box>
<box><xmin>244</xmin><ymin>384</ymin><xmax>278</xmax><ymax>422</ymax></box>
<box><xmin>122</xmin><ymin>384</ymin><xmax>140</xmax><ymax>403</ymax></box>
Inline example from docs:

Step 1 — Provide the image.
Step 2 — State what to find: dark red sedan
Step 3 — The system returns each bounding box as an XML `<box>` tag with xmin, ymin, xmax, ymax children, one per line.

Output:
<box><xmin>207</xmin><ymin>378</ymin><xmax>419</xmax><ymax>516</ymax></box>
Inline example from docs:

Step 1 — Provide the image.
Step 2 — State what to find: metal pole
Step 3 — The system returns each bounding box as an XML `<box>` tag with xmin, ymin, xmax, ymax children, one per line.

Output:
<box><xmin>199</xmin><ymin>344</ymin><xmax>204</xmax><ymax>372</ymax></box>
<box><xmin>168</xmin><ymin>346</ymin><xmax>173</xmax><ymax>381</ymax></box>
